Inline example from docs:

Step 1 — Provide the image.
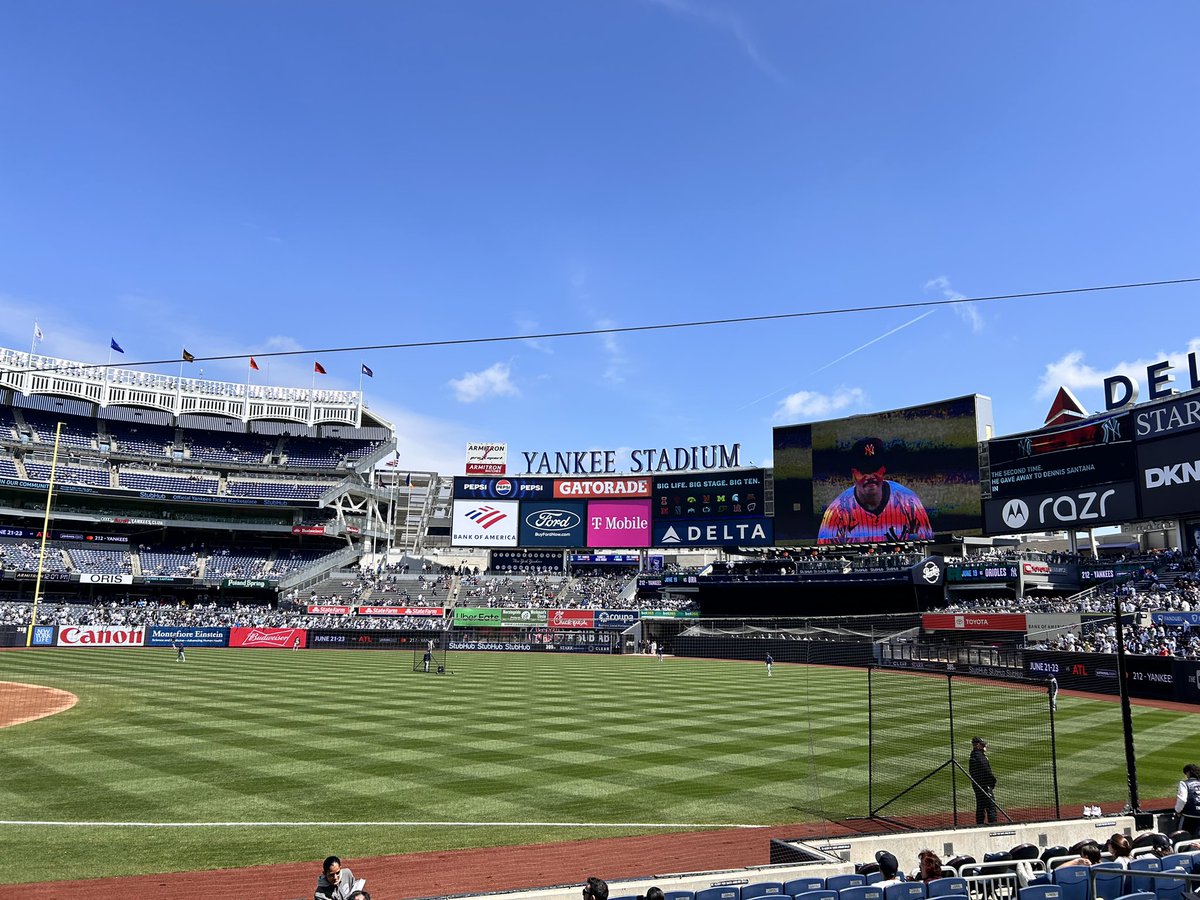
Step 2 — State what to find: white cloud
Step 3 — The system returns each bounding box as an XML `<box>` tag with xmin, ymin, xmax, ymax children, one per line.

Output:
<box><xmin>449</xmin><ymin>361</ymin><xmax>519</xmax><ymax>403</ymax></box>
<box><xmin>1036</xmin><ymin>339</ymin><xmax>1200</xmax><ymax>399</ymax></box>
<box><xmin>647</xmin><ymin>0</ymin><xmax>783</xmax><ymax>82</ymax></box>
<box><xmin>595</xmin><ymin>318</ymin><xmax>627</xmax><ymax>385</ymax></box>
<box><xmin>365</xmin><ymin>400</ymin><xmax>472</xmax><ymax>475</ymax></box>
<box><xmin>773</xmin><ymin>387</ymin><xmax>865</xmax><ymax>422</ymax></box>
<box><xmin>925</xmin><ymin>276</ymin><xmax>983</xmax><ymax>334</ymax></box>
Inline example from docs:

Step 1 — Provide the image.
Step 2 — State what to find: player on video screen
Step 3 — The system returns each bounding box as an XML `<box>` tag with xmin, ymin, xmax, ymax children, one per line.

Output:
<box><xmin>817</xmin><ymin>437</ymin><xmax>934</xmax><ymax>544</ymax></box>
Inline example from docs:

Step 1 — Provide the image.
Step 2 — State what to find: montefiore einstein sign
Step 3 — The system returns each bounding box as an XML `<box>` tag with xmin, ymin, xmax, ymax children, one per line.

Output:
<box><xmin>521</xmin><ymin>443</ymin><xmax>741</xmax><ymax>475</ymax></box>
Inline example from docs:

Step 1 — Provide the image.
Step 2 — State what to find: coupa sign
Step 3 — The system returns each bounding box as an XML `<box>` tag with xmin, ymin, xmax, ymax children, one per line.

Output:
<box><xmin>57</xmin><ymin>625</ymin><xmax>145</xmax><ymax>647</ymax></box>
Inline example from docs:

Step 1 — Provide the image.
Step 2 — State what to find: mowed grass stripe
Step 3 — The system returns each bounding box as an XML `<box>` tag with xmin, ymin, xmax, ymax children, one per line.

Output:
<box><xmin>0</xmin><ymin>648</ymin><xmax>1196</xmax><ymax>883</ymax></box>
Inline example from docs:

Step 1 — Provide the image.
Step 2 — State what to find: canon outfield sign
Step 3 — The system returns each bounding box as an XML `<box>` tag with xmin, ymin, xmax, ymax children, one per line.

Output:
<box><xmin>983</xmin><ymin>482</ymin><xmax>1138</xmax><ymax>535</ymax></box>
<box><xmin>57</xmin><ymin>625</ymin><xmax>145</xmax><ymax>646</ymax></box>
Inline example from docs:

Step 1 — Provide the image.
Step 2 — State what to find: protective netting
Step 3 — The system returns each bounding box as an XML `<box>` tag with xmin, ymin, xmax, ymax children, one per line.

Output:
<box><xmin>868</xmin><ymin>668</ymin><xmax>1059</xmax><ymax>827</ymax></box>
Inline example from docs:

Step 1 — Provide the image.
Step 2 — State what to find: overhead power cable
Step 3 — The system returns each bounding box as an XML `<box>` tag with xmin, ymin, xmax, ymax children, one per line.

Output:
<box><xmin>18</xmin><ymin>276</ymin><xmax>1200</xmax><ymax>374</ymax></box>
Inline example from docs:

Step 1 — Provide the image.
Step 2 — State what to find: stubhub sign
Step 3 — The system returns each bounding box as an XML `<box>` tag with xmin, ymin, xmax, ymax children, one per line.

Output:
<box><xmin>653</xmin><ymin>517</ymin><xmax>773</xmax><ymax>547</ymax></box>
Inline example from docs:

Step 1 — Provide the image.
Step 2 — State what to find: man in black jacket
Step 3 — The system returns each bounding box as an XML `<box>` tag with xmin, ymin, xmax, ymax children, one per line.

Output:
<box><xmin>1174</xmin><ymin>763</ymin><xmax>1200</xmax><ymax>836</ymax></box>
<box><xmin>969</xmin><ymin>736</ymin><xmax>998</xmax><ymax>824</ymax></box>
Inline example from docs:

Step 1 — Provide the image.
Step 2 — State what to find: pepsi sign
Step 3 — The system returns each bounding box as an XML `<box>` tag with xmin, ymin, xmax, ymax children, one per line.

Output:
<box><xmin>518</xmin><ymin>501</ymin><xmax>586</xmax><ymax>547</ymax></box>
<box><xmin>453</xmin><ymin>476</ymin><xmax>552</xmax><ymax>500</ymax></box>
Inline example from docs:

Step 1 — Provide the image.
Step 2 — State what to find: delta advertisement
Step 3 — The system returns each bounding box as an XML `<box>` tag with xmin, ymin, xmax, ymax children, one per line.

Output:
<box><xmin>653</xmin><ymin>517</ymin><xmax>773</xmax><ymax>547</ymax></box>
<box><xmin>451</xmin><ymin>500</ymin><xmax>519</xmax><ymax>547</ymax></box>
<box><xmin>518</xmin><ymin>501</ymin><xmax>586</xmax><ymax>547</ymax></box>
<box><xmin>772</xmin><ymin>395</ymin><xmax>989</xmax><ymax>545</ymax></box>
<box><xmin>652</xmin><ymin>469</ymin><xmax>765</xmax><ymax>520</ymax></box>
<box><xmin>586</xmin><ymin>499</ymin><xmax>651</xmax><ymax>548</ymax></box>
<box><xmin>228</xmin><ymin>627</ymin><xmax>306</xmax><ymax>649</ymax></box>
<box><xmin>145</xmin><ymin>626</ymin><xmax>228</xmax><ymax>647</ymax></box>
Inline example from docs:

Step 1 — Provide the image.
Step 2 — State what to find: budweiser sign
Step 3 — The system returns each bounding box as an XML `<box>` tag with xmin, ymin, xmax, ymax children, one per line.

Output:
<box><xmin>229</xmin><ymin>627</ymin><xmax>305</xmax><ymax>648</ymax></box>
<box><xmin>57</xmin><ymin>625</ymin><xmax>145</xmax><ymax>647</ymax></box>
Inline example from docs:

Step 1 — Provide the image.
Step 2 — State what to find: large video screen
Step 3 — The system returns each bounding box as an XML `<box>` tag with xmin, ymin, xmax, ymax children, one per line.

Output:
<box><xmin>986</xmin><ymin>413</ymin><xmax>1134</xmax><ymax>498</ymax></box>
<box><xmin>652</xmin><ymin>468</ymin><xmax>765</xmax><ymax>519</ymax></box>
<box><xmin>773</xmin><ymin>395</ymin><xmax>988</xmax><ymax>545</ymax></box>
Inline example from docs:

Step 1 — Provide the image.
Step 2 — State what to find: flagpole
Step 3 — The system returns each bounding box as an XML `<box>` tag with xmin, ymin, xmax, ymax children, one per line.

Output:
<box><xmin>405</xmin><ymin>474</ymin><xmax>415</xmax><ymax>555</ymax></box>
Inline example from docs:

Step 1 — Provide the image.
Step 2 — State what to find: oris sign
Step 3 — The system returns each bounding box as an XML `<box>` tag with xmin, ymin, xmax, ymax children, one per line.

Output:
<box><xmin>57</xmin><ymin>626</ymin><xmax>145</xmax><ymax>647</ymax></box>
<box><xmin>983</xmin><ymin>482</ymin><xmax>1138</xmax><ymax>535</ymax></box>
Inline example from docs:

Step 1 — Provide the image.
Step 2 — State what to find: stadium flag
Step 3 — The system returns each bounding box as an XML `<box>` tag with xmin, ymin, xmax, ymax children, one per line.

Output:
<box><xmin>405</xmin><ymin>472</ymin><xmax>411</xmax><ymax>487</ymax></box>
<box><xmin>110</xmin><ymin>338</ymin><xmax>124</xmax><ymax>354</ymax></box>
<box><xmin>361</xmin><ymin>363</ymin><xmax>374</xmax><ymax>378</ymax></box>
<box><xmin>249</xmin><ymin>357</ymin><xmax>260</xmax><ymax>371</ymax></box>
<box><xmin>182</xmin><ymin>349</ymin><xmax>196</xmax><ymax>362</ymax></box>
<box><xmin>33</xmin><ymin>322</ymin><xmax>44</xmax><ymax>342</ymax></box>
<box><xmin>385</xmin><ymin>451</ymin><xmax>399</xmax><ymax>467</ymax></box>
<box><xmin>314</xmin><ymin>361</ymin><xmax>327</xmax><ymax>375</ymax></box>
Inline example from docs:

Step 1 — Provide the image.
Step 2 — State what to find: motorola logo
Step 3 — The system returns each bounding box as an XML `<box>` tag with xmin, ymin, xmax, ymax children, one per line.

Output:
<box><xmin>1002</xmin><ymin>499</ymin><xmax>1030</xmax><ymax>529</ymax></box>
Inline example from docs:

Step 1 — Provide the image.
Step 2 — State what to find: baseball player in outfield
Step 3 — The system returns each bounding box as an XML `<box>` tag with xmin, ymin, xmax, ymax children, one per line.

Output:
<box><xmin>817</xmin><ymin>437</ymin><xmax>934</xmax><ymax>544</ymax></box>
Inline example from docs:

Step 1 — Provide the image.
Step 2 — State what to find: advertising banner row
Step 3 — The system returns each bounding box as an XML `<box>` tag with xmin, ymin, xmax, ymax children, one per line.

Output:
<box><xmin>450</xmin><ymin>472</ymin><xmax>770</xmax><ymax>548</ymax></box>
<box><xmin>982</xmin><ymin>396</ymin><xmax>1200</xmax><ymax>534</ymax></box>
<box><xmin>1024</xmin><ymin>650</ymin><xmax>1200</xmax><ymax>703</ymax></box>
<box><xmin>0</xmin><ymin>571</ymin><xmax>272</xmax><ymax>589</ymax></box>
<box><xmin>921</xmin><ymin>613</ymin><xmax>1085</xmax><ymax>633</ymax></box>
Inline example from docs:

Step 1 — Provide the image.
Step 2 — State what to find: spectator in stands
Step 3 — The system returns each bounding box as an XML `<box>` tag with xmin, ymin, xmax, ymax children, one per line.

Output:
<box><xmin>349</xmin><ymin>892</ymin><xmax>370</xmax><ymax>900</ymax></box>
<box><xmin>582</xmin><ymin>877</ymin><xmax>609</xmax><ymax>900</ymax></box>
<box><xmin>315</xmin><ymin>856</ymin><xmax>363</xmax><ymax>900</ymax></box>
<box><xmin>969</xmin><ymin>736</ymin><xmax>998</xmax><ymax>824</ymax></box>
<box><xmin>1057</xmin><ymin>843</ymin><xmax>1102</xmax><ymax>868</ymax></box>
<box><xmin>913</xmin><ymin>849</ymin><xmax>944</xmax><ymax>883</ymax></box>
<box><xmin>874</xmin><ymin>850</ymin><xmax>904</xmax><ymax>887</ymax></box>
<box><xmin>641</xmin><ymin>888</ymin><xmax>665</xmax><ymax>900</ymax></box>
<box><xmin>1174</xmin><ymin>763</ymin><xmax>1200</xmax><ymax>836</ymax></box>
<box><xmin>1105</xmin><ymin>834</ymin><xmax>1133</xmax><ymax>868</ymax></box>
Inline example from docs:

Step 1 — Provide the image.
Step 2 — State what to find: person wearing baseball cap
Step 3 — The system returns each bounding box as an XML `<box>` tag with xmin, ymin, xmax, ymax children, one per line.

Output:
<box><xmin>969</xmin><ymin>737</ymin><xmax>998</xmax><ymax>824</ymax></box>
<box><xmin>874</xmin><ymin>850</ymin><xmax>903</xmax><ymax>888</ymax></box>
<box><xmin>816</xmin><ymin>437</ymin><xmax>934</xmax><ymax>545</ymax></box>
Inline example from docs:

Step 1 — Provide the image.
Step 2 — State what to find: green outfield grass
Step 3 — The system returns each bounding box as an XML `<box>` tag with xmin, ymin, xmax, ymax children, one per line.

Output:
<box><xmin>0</xmin><ymin>648</ymin><xmax>1195</xmax><ymax>884</ymax></box>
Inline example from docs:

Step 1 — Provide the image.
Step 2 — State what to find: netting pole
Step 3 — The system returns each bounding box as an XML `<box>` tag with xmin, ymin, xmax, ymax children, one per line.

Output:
<box><xmin>1113</xmin><ymin>590</ymin><xmax>1141</xmax><ymax>813</ymax></box>
<box><xmin>26</xmin><ymin>421</ymin><xmax>63</xmax><ymax>647</ymax></box>
<box><xmin>1049</xmin><ymin>687</ymin><xmax>1061</xmax><ymax>819</ymax></box>
<box><xmin>867</xmin><ymin>666</ymin><xmax>874</xmax><ymax>817</ymax></box>
<box><xmin>947</xmin><ymin>671</ymin><xmax>958</xmax><ymax>828</ymax></box>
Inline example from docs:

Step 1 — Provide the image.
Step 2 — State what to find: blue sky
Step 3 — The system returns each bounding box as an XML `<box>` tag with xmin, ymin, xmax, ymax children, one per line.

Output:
<box><xmin>2</xmin><ymin>1</ymin><xmax>1197</xmax><ymax>475</ymax></box>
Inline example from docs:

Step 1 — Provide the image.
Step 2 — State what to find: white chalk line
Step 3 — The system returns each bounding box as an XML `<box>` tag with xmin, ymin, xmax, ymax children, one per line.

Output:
<box><xmin>0</xmin><ymin>819</ymin><xmax>762</xmax><ymax>829</ymax></box>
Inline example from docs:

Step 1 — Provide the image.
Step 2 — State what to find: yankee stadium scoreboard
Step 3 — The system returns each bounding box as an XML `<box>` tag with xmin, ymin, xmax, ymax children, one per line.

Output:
<box><xmin>449</xmin><ymin>471</ymin><xmax>772</xmax><ymax>549</ymax></box>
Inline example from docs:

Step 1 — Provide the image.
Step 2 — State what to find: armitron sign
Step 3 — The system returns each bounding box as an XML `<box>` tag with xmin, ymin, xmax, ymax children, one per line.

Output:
<box><xmin>466</xmin><ymin>442</ymin><xmax>507</xmax><ymax>475</ymax></box>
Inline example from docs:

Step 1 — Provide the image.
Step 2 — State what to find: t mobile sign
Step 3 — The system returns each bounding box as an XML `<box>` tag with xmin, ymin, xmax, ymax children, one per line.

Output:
<box><xmin>586</xmin><ymin>499</ymin><xmax>651</xmax><ymax>548</ymax></box>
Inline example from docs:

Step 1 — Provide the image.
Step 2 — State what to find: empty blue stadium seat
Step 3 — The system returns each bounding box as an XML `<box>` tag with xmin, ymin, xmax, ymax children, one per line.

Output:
<box><xmin>927</xmin><ymin>879</ymin><xmax>967</xmax><ymax>898</ymax></box>
<box><xmin>791</xmin><ymin>890</ymin><xmax>834</xmax><ymax>900</ymax></box>
<box><xmin>1154</xmin><ymin>869</ymin><xmax>1188</xmax><ymax>900</ymax></box>
<box><xmin>1052</xmin><ymin>864</ymin><xmax>1090</xmax><ymax>900</ymax></box>
<box><xmin>1092</xmin><ymin>865</ymin><xmax>1130</xmax><ymax>900</ymax></box>
<box><xmin>743</xmin><ymin>883</ymin><xmax>783</xmax><ymax>898</ymax></box>
<box><xmin>884</xmin><ymin>884</ymin><xmax>925</xmax><ymax>900</ymax></box>
<box><xmin>784</xmin><ymin>879</ymin><xmax>826</xmax><ymax>895</ymax></box>
<box><xmin>697</xmin><ymin>888</ymin><xmax>740</xmax><ymax>900</ymax></box>
<box><xmin>865</xmin><ymin>874</ymin><xmax>883</xmax><ymax>886</ymax></box>
<box><xmin>838</xmin><ymin>886</ymin><xmax>882</xmax><ymax>900</ymax></box>
<box><xmin>1111</xmin><ymin>893</ymin><xmax>1155</xmax><ymax>900</ymax></box>
<box><xmin>826</xmin><ymin>875</ymin><xmax>866</xmax><ymax>893</ymax></box>
<box><xmin>1017</xmin><ymin>886</ymin><xmax>1061</xmax><ymax>900</ymax></box>
<box><xmin>665</xmin><ymin>892</ymin><xmax>695</xmax><ymax>900</ymax></box>
<box><xmin>1129</xmin><ymin>858</ymin><xmax>1163</xmax><ymax>894</ymax></box>
<box><xmin>1160</xmin><ymin>855</ymin><xmax>1195</xmax><ymax>875</ymax></box>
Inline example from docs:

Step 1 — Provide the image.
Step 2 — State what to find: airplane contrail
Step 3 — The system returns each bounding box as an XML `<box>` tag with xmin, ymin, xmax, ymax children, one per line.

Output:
<box><xmin>739</xmin><ymin>309</ymin><xmax>938</xmax><ymax>411</ymax></box>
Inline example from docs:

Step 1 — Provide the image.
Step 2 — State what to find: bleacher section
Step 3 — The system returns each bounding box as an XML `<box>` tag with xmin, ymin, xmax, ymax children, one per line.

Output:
<box><xmin>102</xmin><ymin>420</ymin><xmax>174</xmax><ymax>457</ymax></box>
<box><xmin>117</xmin><ymin>469</ymin><xmax>220</xmax><ymax>495</ymax></box>
<box><xmin>139</xmin><ymin>548</ymin><xmax>201</xmax><ymax>578</ymax></box>
<box><xmin>66</xmin><ymin>546</ymin><xmax>132</xmax><ymax>574</ymax></box>
<box><xmin>0</xmin><ymin>540</ymin><xmax>69</xmax><ymax>572</ymax></box>
<box><xmin>226</xmin><ymin>477</ymin><xmax>328</xmax><ymax>500</ymax></box>
<box><xmin>24</xmin><ymin>461</ymin><xmax>111</xmax><ymax>487</ymax></box>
